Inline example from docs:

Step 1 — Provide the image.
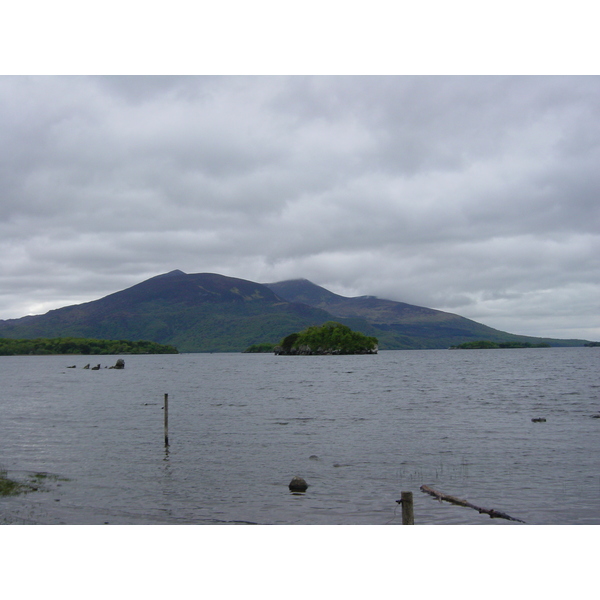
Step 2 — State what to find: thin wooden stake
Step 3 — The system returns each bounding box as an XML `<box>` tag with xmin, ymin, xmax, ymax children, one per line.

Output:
<box><xmin>164</xmin><ymin>393</ymin><xmax>169</xmax><ymax>447</ymax></box>
<box><xmin>401</xmin><ymin>491</ymin><xmax>414</xmax><ymax>525</ymax></box>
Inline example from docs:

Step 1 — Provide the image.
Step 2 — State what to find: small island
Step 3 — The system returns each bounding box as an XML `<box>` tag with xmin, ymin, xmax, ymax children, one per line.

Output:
<box><xmin>449</xmin><ymin>340</ymin><xmax>550</xmax><ymax>349</ymax></box>
<box><xmin>0</xmin><ymin>337</ymin><xmax>179</xmax><ymax>356</ymax></box>
<box><xmin>274</xmin><ymin>322</ymin><xmax>378</xmax><ymax>355</ymax></box>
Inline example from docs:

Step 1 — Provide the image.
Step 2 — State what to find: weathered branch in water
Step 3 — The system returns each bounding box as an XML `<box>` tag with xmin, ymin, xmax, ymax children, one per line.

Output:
<box><xmin>420</xmin><ymin>485</ymin><xmax>526</xmax><ymax>523</ymax></box>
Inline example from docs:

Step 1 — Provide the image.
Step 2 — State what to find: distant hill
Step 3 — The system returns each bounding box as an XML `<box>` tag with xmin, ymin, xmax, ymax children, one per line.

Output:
<box><xmin>0</xmin><ymin>271</ymin><xmax>590</xmax><ymax>351</ymax></box>
<box><xmin>0</xmin><ymin>271</ymin><xmax>333</xmax><ymax>352</ymax></box>
<box><xmin>264</xmin><ymin>278</ymin><xmax>588</xmax><ymax>349</ymax></box>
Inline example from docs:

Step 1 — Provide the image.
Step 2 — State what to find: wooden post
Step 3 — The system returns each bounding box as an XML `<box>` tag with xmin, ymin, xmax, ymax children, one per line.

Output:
<box><xmin>401</xmin><ymin>491</ymin><xmax>414</xmax><ymax>525</ymax></box>
<box><xmin>420</xmin><ymin>485</ymin><xmax>525</xmax><ymax>523</ymax></box>
<box><xmin>164</xmin><ymin>393</ymin><xmax>169</xmax><ymax>447</ymax></box>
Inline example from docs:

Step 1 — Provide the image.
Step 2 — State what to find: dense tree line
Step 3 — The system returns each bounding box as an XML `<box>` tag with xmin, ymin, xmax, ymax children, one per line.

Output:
<box><xmin>243</xmin><ymin>343</ymin><xmax>276</xmax><ymax>353</ymax></box>
<box><xmin>275</xmin><ymin>322</ymin><xmax>378</xmax><ymax>355</ymax></box>
<box><xmin>449</xmin><ymin>340</ymin><xmax>550</xmax><ymax>349</ymax></box>
<box><xmin>0</xmin><ymin>337</ymin><xmax>178</xmax><ymax>356</ymax></box>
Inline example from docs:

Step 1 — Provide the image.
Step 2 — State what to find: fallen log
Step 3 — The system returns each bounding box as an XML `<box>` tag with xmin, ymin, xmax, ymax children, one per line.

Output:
<box><xmin>420</xmin><ymin>485</ymin><xmax>526</xmax><ymax>523</ymax></box>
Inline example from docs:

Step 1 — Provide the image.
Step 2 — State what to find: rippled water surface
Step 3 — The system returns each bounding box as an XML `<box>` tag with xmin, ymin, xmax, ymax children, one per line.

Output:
<box><xmin>1</xmin><ymin>348</ymin><xmax>598</xmax><ymax>524</ymax></box>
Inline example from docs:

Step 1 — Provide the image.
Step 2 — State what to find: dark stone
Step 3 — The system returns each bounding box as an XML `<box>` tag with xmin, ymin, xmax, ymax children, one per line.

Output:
<box><xmin>288</xmin><ymin>476</ymin><xmax>308</xmax><ymax>492</ymax></box>
<box><xmin>531</xmin><ymin>417</ymin><xmax>547</xmax><ymax>423</ymax></box>
<box><xmin>110</xmin><ymin>359</ymin><xmax>125</xmax><ymax>369</ymax></box>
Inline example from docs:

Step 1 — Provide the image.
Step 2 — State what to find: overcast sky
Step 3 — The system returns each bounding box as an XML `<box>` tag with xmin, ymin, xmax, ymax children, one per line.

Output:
<box><xmin>1</xmin><ymin>75</ymin><xmax>599</xmax><ymax>340</ymax></box>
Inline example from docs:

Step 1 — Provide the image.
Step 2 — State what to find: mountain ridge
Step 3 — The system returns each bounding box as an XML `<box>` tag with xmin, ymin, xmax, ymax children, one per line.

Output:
<box><xmin>0</xmin><ymin>271</ymin><xmax>590</xmax><ymax>351</ymax></box>
<box><xmin>266</xmin><ymin>278</ymin><xmax>590</xmax><ymax>348</ymax></box>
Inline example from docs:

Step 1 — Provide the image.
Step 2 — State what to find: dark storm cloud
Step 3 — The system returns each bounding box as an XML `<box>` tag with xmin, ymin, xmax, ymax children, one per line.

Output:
<box><xmin>1</xmin><ymin>75</ymin><xmax>599</xmax><ymax>340</ymax></box>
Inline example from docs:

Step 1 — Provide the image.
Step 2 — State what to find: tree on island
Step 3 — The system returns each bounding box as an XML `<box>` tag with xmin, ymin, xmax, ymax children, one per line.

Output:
<box><xmin>274</xmin><ymin>322</ymin><xmax>378</xmax><ymax>355</ymax></box>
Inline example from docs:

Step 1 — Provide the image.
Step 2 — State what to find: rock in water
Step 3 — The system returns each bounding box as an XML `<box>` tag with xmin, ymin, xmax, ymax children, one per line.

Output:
<box><xmin>289</xmin><ymin>476</ymin><xmax>308</xmax><ymax>492</ymax></box>
<box><xmin>110</xmin><ymin>359</ymin><xmax>125</xmax><ymax>369</ymax></box>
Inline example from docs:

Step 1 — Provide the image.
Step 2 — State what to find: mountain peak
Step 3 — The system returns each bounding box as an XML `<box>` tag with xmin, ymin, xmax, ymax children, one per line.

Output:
<box><xmin>0</xmin><ymin>271</ymin><xmax>587</xmax><ymax>351</ymax></box>
<box><xmin>265</xmin><ymin>279</ymin><xmax>346</xmax><ymax>307</ymax></box>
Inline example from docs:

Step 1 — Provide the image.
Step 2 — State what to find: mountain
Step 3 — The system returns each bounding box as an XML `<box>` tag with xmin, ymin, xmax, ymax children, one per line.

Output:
<box><xmin>0</xmin><ymin>271</ymin><xmax>589</xmax><ymax>351</ymax></box>
<box><xmin>0</xmin><ymin>271</ymin><xmax>333</xmax><ymax>352</ymax></box>
<box><xmin>264</xmin><ymin>278</ymin><xmax>587</xmax><ymax>349</ymax></box>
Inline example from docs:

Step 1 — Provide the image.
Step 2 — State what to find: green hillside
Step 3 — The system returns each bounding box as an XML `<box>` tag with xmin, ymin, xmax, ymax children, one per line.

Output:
<box><xmin>265</xmin><ymin>279</ymin><xmax>589</xmax><ymax>349</ymax></box>
<box><xmin>0</xmin><ymin>272</ymin><xmax>336</xmax><ymax>352</ymax></box>
<box><xmin>0</xmin><ymin>271</ymin><xmax>591</xmax><ymax>351</ymax></box>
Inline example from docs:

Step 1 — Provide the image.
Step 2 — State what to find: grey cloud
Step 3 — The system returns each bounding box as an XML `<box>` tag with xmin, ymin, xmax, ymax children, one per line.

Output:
<box><xmin>1</xmin><ymin>75</ymin><xmax>599</xmax><ymax>341</ymax></box>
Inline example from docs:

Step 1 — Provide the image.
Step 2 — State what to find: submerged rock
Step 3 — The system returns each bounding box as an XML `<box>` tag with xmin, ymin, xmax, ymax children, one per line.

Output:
<box><xmin>288</xmin><ymin>476</ymin><xmax>308</xmax><ymax>492</ymax></box>
<box><xmin>110</xmin><ymin>359</ymin><xmax>125</xmax><ymax>369</ymax></box>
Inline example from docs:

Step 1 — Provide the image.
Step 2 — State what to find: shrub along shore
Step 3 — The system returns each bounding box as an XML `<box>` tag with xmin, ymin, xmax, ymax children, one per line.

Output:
<box><xmin>0</xmin><ymin>337</ymin><xmax>178</xmax><ymax>356</ymax></box>
<box><xmin>449</xmin><ymin>340</ymin><xmax>550</xmax><ymax>349</ymax></box>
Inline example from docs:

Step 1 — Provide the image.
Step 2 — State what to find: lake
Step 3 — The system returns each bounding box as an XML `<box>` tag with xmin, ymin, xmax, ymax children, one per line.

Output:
<box><xmin>1</xmin><ymin>348</ymin><xmax>598</xmax><ymax>525</ymax></box>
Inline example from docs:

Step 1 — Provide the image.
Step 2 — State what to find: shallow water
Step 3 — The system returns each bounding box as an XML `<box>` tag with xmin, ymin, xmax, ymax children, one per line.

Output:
<box><xmin>1</xmin><ymin>348</ymin><xmax>598</xmax><ymax>524</ymax></box>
